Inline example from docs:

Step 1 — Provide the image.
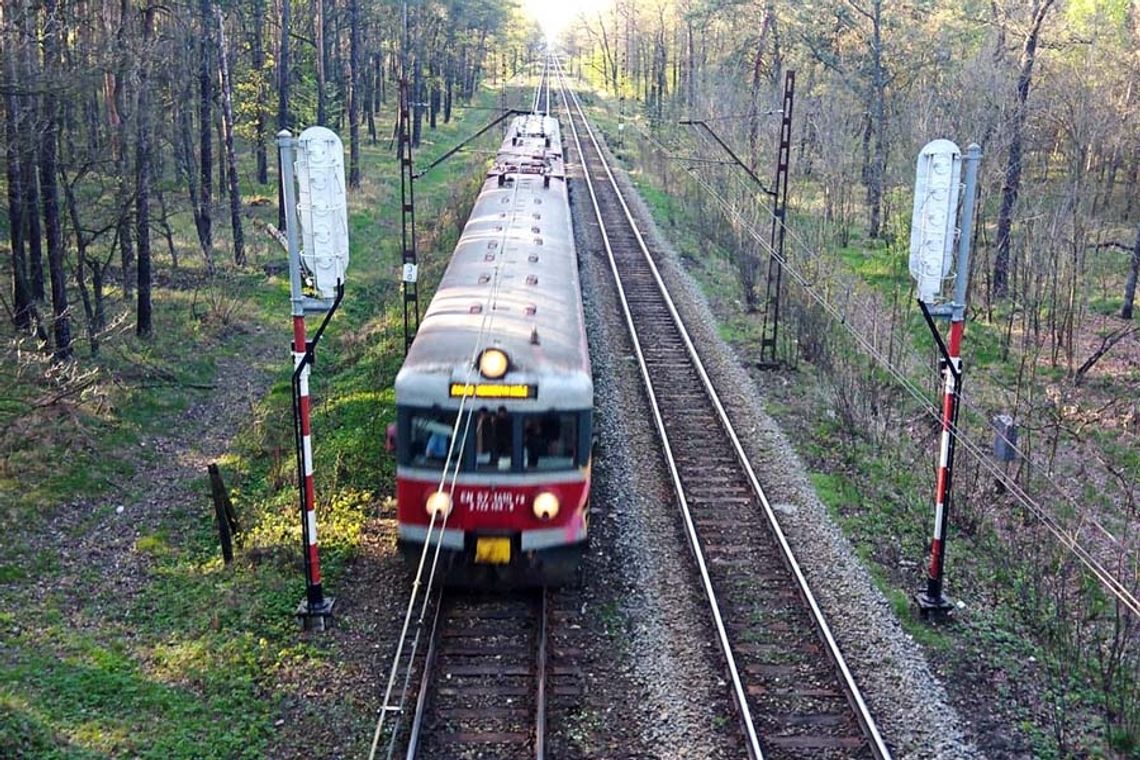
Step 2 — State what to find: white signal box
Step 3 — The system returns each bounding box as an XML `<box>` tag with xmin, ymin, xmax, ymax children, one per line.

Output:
<box><xmin>296</xmin><ymin>126</ymin><xmax>349</xmax><ymax>298</ymax></box>
<box><xmin>909</xmin><ymin>139</ymin><xmax>961</xmax><ymax>304</ymax></box>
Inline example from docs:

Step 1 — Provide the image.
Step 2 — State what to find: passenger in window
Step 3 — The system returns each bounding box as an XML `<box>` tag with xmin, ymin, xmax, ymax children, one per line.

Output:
<box><xmin>425</xmin><ymin>430</ymin><xmax>449</xmax><ymax>459</ymax></box>
<box><xmin>524</xmin><ymin>419</ymin><xmax>543</xmax><ymax>467</ymax></box>
<box><xmin>491</xmin><ymin>407</ymin><xmax>511</xmax><ymax>467</ymax></box>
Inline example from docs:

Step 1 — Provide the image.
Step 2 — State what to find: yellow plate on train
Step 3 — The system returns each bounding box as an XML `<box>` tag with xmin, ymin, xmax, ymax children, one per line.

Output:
<box><xmin>474</xmin><ymin>537</ymin><xmax>511</xmax><ymax>564</ymax></box>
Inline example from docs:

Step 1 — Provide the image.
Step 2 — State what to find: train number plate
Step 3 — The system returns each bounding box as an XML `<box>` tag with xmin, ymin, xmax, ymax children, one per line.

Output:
<box><xmin>474</xmin><ymin>537</ymin><xmax>511</xmax><ymax>565</ymax></box>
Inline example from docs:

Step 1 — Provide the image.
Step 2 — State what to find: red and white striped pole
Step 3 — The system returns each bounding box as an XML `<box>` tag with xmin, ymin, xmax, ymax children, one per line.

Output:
<box><xmin>923</xmin><ymin>318</ymin><xmax>963</xmax><ymax>611</ymax></box>
<box><xmin>293</xmin><ymin>315</ymin><xmax>324</xmax><ymax>609</ymax></box>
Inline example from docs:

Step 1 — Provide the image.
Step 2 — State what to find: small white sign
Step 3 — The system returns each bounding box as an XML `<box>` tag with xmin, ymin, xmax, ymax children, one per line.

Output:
<box><xmin>909</xmin><ymin>139</ymin><xmax>961</xmax><ymax>304</ymax></box>
<box><xmin>402</xmin><ymin>263</ymin><xmax>418</xmax><ymax>283</ymax></box>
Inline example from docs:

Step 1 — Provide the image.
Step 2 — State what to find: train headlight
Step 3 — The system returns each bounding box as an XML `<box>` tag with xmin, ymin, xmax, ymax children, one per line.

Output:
<box><xmin>425</xmin><ymin>491</ymin><xmax>452</xmax><ymax>518</ymax></box>
<box><xmin>533</xmin><ymin>491</ymin><xmax>560</xmax><ymax>520</ymax></box>
<box><xmin>479</xmin><ymin>348</ymin><xmax>509</xmax><ymax>379</ymax></box>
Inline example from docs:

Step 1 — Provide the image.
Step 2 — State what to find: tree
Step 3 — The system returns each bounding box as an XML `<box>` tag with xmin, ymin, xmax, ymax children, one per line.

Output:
<box><xmin>136</xmin><ymin>0</ymin><xmax>157</xmax><ymax>338</ymax></box>
<box><xmin>348</xmin><ymin>0</ymin><xmax>362</xmax><ymax>188</ymax></box>
<box><xmin>197</xmin><ymin>0</ymin><xmax>214</xmax><ymax>249</ymax></box>
<box><xmin>3</xmin><ymin>8</ymin><xmax>35</xmax><ymax>332</ymax></box>
<box><xmin>1122</xmin><ymin>221</ymin><xmax>1140</xmax><ymax>320</ymax></box>
<box><xmin>216</xmin><ymin>6</ymin><xmax>245</xmax><ymax>265</ymax></box>
<box><xmin>39</xmin><ymin>0</ymin><xmax>71</xmax><ymax>360</ymax></box>
<box><xmin>992</xmin><ymin>0</ymin><xmax>1056</xmax><ymax>299</ymax></box>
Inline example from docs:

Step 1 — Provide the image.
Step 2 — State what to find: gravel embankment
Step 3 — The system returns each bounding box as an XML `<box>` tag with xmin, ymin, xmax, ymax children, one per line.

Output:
<box><xmin>563</xmin><ymin>170</ymin><xmax>745</xmax><ymax>757</ymax></box>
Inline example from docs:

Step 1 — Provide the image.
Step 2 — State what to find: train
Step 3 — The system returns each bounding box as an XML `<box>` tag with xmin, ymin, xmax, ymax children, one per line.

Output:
<box><xmin>391</xmin><ymin>111</ymin><xmax>592</xmax><ymax>587</ymax></box>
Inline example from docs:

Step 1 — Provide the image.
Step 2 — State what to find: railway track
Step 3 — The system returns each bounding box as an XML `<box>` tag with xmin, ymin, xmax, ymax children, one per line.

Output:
<box><xmin>553</xmin><ymin>58</ymin><xmax>892</xmax><ymax>760</ymax></box>
<box><xmin>403</xmin><ymin>590</ymin><xmax>548</xmax><ymax>759</ymax></box>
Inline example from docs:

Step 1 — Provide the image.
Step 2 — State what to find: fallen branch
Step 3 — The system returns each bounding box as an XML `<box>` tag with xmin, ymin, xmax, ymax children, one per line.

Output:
<box><xmin>136</xmin><ymin>381</ymin><xmax>218</xmax><ymax>390</ymax></box>
<box><xmin>1087</xmin><ymin>241</ymin><xmax>1132</xmax><ymax>254</ymax></box>
<box><xmin>1074</xmin><ymin>325</ymin><xmax>1139</xmax><ymax>384</ymax></box>
<box><xmin>265</xmin><ymin>222</ymin><xmax>288</xmax><ymax>252</ymax></box>
<box><xmin>32</xmin><ymin>376</ymin><xmax>100</xmax><ymax>407</ymax></box>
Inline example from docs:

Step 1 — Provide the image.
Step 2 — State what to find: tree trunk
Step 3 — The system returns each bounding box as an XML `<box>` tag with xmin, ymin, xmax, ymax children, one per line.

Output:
<box><xmin>175</xmin><ymin>90</ymin><xmax>213</xmax><ymax>270</ymax></box>
<box><xmin>429</xmin><ymin>57</ymin><xmax>439</xmax><ymax>130</ymax></box>
<box><xmin>216</xmin><ymin>7</ymin><xmax>245</xmax><ymax>265</ymax></box>
<box><xmin>747</xmin><ymin>7</ymin><xmax>772</xmax><ymax>172</ymax></box>
<box><xmin>252</xmin><ymin>0</ymin><xmax>268</xmax><ymax>184</ymax></box>
<box><xmin>136</xmin><ymin>0</ymin><xmax>156</xmax><ymax>338</ymax></box>
<box><xmin>112</xmin><ymin>0</ymin><xmax>133</xmax><ymax>298</ymax></box>
<box><xmin>17</xmin><ymin>3</ymin><xmax>45</xmax><ymax>306</ymax></box>
<box><xmin>40</xmin><ymin>0</ymin><xmax>71</xmax><ymax>360</ymax></box>
<box><xmin>443</xmin><ymin>52</ymin><xmax>453</xmax><ymax>124</ymax></box>
<box><xmin>412</xmin><ymin>54</ymin><xmax>423</xmax><ymax>146</ymax></box>
<box><xmin>314</xmin><ymin>0</ymin><xmax>327</xmax><ymax>124</ymax></box>
<box><xmin>865</xmin><ymin>0</ymin><xmax>887</xmax><ymax>240</ymax></box>
<box><xmin>276</xmin><ymin>0</ymin><xmax>291</xmax><ymax>230</ymax></box>
<box><xmin>1122</xmin><ymin>221</ymin><xmax>1140</xmax><ymax>320</ymax></box>
<box><xmin>347</xmin><ymin>0</ymin><xmax>361</xmax><ymax>188</ymax></box>
<box><xmin>4</xmin><ymin>44</ymin><xmax>34</xmax><ymax>331</ymax></box>
<box><xmin>993</xmin><ymin>0</ymin><xmax>1055</xmax><ymax>298</ymax></box>
<box><xmin>62</xmin><ymin>169</ymin><xmax>100</xmax><ymax>354</ymax></box>
<box><xmin>198</xmin><ymin>0</ymin><xmax>214</xmax><ymax>249</ymax></box>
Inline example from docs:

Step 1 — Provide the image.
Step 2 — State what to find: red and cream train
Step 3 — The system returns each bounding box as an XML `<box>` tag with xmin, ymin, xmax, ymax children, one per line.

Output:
<box><xmin>392</xmin><ymin>112</ymin><xmax>592</xmax><ymax>586</ymax></box>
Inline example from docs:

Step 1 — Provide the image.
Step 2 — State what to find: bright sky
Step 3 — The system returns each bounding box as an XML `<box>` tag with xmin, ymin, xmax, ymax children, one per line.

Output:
<box><xmin>520</xmin><ymin>0</ymin><xmax>610</xmax><ymax>42</ymax></box>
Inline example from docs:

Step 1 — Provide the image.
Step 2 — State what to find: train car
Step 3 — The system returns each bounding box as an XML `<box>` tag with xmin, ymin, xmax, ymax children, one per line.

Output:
<box><xmin>392</xmin><ymin>112</ymin><xmax>592</xmax><ymax>587</ymax></box>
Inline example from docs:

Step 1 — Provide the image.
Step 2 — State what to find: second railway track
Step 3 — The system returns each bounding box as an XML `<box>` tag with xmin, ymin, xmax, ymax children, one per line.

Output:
<box><xmin>554</xmin><ymin>58</ymin><xmax>892</xmax><ymax>760</ymax></box>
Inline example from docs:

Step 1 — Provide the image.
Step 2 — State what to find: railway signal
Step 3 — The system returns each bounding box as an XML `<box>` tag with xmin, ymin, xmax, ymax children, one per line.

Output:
<box><xmin>277</xmin><ymin>127</ymin><xmax>349</xmax><ymax>630</ymax></box>
<box><xmin>910</xmin><ymin>140</ymin><xmax>982</xmax><ymax>618</ymax></box>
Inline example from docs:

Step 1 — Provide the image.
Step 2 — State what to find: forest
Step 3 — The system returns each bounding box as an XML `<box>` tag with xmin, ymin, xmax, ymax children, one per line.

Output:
<box><xmin>2</xmin><ymin>0</ymin><xmax>1139</xmax><ymax>756</ymax></box>
<box><xmin>1</xmin><ymin>0</ymin><xmax>533</xmax><ymax>359</ymax></box>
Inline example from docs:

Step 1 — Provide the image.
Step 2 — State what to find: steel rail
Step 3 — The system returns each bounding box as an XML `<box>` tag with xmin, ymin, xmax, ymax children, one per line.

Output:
<box><xmin>534</xmin><ymin>590</ymin><xmax>548</xmax><ymax>760</ymax></box>
<box><xmin>551</xmin><ymin>59</ymin><xmax>765</xmax><ymax>760</ymax></box>
<box><xmin>553</xmin><ymin>58</ymin><xmax>892</xmax><ymax>760</ymax></box>
<box><xmin>403</xmin><ymin>594</ymin><xmax>444</xmax><ymax>760</ymax></box>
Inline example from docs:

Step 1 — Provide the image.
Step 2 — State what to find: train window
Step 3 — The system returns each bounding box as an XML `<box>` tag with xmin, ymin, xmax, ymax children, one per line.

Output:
<box><xmin>408</xmin><ymin>412</ymin><xmax>462</xmax><ymax>469</ymax></box>
<box><xmin>524</xmin><ymin>413</ymin><xmax>578</xmax><ymax>471</ymax></box>
<box><xmin>474</xmin><ymin>407</ymin><xmax>514</xmax><ymax>472</ymax></box>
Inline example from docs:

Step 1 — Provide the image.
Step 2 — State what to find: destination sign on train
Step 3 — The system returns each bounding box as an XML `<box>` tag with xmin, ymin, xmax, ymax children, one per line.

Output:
<box><xmin>449</xmin><ymin>383</ymin><xmax>536</xmax><ymax>399</ymax></box>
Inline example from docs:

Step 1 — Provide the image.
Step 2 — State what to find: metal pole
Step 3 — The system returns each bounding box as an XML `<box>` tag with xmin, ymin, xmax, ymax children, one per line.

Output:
<box><xmin>952</xmin><ymin>145</ymin><xmax>982</xmax><ymax>322</ymax></box>
<box><xmin>760</xmin><ymin>70</ymin><xmax>795</xmax><ymax>367</ymax></box>
<box><xmin>917</xmin><ymin>143</ymin><xmax>981</xmax><ymax>616</ymax></box>
<box><xmin>278</xmin><ymin>130</ymin><xmax>333</xmax><ymax>628</ymax></box>
<box><xmin>921</xmin><ymin>325</ymin><xmax>961</xmax><ymax>612</ymax></box>
<box><xmin>399</xmin><ymin>81</ymin><xmax>420</xmax><ymax>352</ymax></box>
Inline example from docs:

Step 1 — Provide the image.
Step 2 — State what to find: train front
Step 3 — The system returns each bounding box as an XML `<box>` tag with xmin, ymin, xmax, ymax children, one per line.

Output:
<box><xmin>393</xmin><ymin>113</ymin><xmax>592</xmax><ymax>587</ymax></box>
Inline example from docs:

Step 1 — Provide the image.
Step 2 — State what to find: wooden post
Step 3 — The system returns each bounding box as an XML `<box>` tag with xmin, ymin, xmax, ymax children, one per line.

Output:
<box><xmin>208</xmin><ymin>463</ymin><xmax>239</xmax><ymax>565</ymax></box>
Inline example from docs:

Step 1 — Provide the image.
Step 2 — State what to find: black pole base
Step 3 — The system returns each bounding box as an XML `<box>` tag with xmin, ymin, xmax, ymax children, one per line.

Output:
<box><xmin>295</xmin><ymin>596</ymin><xmax>336</xmax><ymax>632</ymax></box>
<box><xmin>915</xmin><ymin>590</ymin><xmax>955</xmax><ymax>620</ymax></box>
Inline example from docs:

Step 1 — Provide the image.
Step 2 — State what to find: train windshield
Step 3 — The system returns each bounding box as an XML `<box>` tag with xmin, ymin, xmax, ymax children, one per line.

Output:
<box><xmin>407</xmin><ymin>411</ymin><xmax>466</xmax><ymax>469</ymax></box>
<box><xmin>524</xmin><ymin>412</ymin><xmax>578</xmax><ymax>471</ymax></box>
<box><xmin>399</xmin><ymin>407</ymin><xmax>589</xmax><ymax>472</ymax></box>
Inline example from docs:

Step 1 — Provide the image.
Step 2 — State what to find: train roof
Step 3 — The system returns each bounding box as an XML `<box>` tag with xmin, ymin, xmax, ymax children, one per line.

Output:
<box><xmin>395</xmin><ymin>114</ymin><xmax>591</xmax><ymax>410</ymax></box>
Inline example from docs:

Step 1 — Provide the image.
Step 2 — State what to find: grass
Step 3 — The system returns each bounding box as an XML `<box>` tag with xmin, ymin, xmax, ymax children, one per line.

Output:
<box><xmin>0</xmin><ymin>82</ymin><xmax>513</xmax><ymax>758</ymax></box>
